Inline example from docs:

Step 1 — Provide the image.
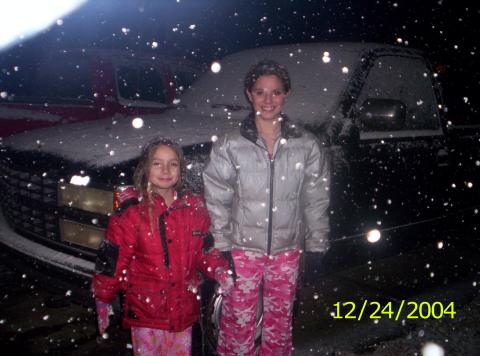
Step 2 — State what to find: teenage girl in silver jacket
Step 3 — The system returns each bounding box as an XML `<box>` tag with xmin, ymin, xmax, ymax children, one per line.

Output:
<box><xmin>203</xmin><ymin>59</ymin><xmax>330</xmax><ymax>355</ymax></box>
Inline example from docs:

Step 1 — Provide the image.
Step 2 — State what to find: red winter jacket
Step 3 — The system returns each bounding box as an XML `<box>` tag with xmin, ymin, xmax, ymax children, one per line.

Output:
<box><xmin>92</xmin><ymin>191</ymin><xmax>228</xmax><ymax>332</ymax></box>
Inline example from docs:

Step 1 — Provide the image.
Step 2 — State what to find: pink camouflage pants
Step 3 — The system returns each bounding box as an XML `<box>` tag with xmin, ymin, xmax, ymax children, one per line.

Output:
<box><xmin>217</xmin><ymin>248</ymin><xmax>301</xmax><ymax>356</ymax></box>
<box><xmin>131</xmin><ymin>326</ymin><xmax>191</xmax><ymax>356</ymax></box>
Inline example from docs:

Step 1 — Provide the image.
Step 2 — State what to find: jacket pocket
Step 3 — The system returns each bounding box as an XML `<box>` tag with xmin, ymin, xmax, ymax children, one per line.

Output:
<box><xmin>126</xmin><ymin>280</ymin><xmax>168</xmax><ymax>320</ymax></box>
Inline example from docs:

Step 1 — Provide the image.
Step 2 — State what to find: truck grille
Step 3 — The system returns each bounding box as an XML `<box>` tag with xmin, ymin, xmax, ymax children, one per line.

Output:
<box><xmin>0</xmin><ymin>156</ymin><xmax>60</xmax><ymax>241</ymax></box>
<box><xmin>0</xmin><ymin>142</ymin><xmax>211</xmax><ymax>257</ymax></box>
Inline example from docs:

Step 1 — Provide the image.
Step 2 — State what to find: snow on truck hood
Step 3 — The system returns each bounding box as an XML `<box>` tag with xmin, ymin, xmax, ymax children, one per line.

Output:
<box><xmin>3</xmin><ymin>109</ymin><xmax>240</xmax><ymax>167</ymax></box>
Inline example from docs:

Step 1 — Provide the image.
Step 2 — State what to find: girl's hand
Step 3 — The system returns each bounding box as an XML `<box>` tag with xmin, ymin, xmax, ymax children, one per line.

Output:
<box><xmin>95</xmin><ymin>300</ymin><xmax>113</xmax><ymax>336</ymax></box>
<box><xmin>215</xmin><ymin>267</ymin><xmax>235</xmax><ymax>295</ymax></box>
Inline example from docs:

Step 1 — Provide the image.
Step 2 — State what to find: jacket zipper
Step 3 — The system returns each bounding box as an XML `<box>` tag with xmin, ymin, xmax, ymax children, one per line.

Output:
<box><xmin>267</xmin><ymin>158</ymin><xmax>275</xmax><ymax>255</ymax></box>
<box><xmin>253</xmin><ymin>139</ymin><xmax>280</xmax><ymax>255</ymax></box>
<box><xmin>158</xmin><ymin>202</ymin><xmax>189</xmax><ymax>268</ymax></box>
<box><xmin>158</xmin><ymin>211</ymin><xmax>170</xmax><ymax>268</ymax></box>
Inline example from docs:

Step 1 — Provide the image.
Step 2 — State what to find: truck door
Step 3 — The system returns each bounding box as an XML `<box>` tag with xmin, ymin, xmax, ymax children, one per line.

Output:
<box><xmin>348</xmin><ymin>53</ymin><xmax>450</xmax><ymax>252</ymax></box>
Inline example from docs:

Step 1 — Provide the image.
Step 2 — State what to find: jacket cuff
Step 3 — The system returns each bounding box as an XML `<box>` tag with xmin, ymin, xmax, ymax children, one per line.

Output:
<box><xmin>305</xmin><ymin>235</ymin><xmax>330</xmax><ymax>253</ymax></box>
<box><xmin>92</xmin><ymin>276</ymin><xmax>117</xmax><ymax>303</ymax></box>
<box><xmin>214</xmin><ymin>239</ymin><xmax>232</xmax><ymax>252</ymax></box>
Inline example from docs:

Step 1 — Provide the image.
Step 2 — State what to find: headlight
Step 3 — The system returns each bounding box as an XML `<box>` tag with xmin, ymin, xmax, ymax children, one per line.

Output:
<box><xmin>60</xmin><ymin>219</ymin><xmax>104</xmax><ymax>249</ymax></box>
<box><xmin>58</xmin><ymin>183</ymin><xmax>114</xmax><ymax>215</ymax></box>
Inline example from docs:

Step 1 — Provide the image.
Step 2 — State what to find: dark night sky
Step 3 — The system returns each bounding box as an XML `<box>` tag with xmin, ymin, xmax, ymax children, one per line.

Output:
<box><xmin>2</xmin><ymin>0</ymin><xmax>479</xmax><ymax>122</ymax></box>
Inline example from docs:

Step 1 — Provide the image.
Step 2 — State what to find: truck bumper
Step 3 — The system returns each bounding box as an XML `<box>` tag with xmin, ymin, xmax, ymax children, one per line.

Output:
<box><xmin>0</xmin><ymin>208</ymin><xmax>95</xmax><ymax>278</ymax></box>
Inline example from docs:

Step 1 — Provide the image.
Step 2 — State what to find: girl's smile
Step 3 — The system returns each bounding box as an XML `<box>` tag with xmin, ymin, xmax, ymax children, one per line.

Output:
<box><xmin>246</xmin><ymin>74</ymin><xmax>289</xmax><ymax>122</ymax></box>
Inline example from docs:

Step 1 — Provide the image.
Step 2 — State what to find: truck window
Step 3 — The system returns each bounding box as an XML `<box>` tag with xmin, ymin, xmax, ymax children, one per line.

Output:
<box><xmin>358</xmin><ymin>55</ymin><xmax>440</xmax><ymax>131</ymax></box>
<box><xmin>117</xmin><ymin>65</ymin><xmax>167</xmax><ymax>104</ymax></box>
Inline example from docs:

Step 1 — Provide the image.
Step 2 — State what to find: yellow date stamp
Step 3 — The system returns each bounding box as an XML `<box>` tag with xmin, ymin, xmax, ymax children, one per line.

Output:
<box><xmin>332</xmin><ymin>300</ymin><xmax>456</xmax><ymax>320</ymax></box>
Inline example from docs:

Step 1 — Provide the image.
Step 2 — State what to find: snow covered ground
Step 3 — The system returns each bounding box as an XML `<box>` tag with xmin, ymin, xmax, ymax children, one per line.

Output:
<box><xmin>292</xmin><ymin>278</ymin><xmax>480</xmax><ymax>355</ymax></box>
<box><xmin>291</xmin><ymin>231</ymin><xmax>480</xmax><ymax>356</ymax></box>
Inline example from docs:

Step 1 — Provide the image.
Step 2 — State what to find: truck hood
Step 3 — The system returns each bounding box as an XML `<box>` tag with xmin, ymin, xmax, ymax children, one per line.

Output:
<box><xmin>2</xmin><ymin>108</ymin><xmax>240</xmax><ymax>168</ymax></box>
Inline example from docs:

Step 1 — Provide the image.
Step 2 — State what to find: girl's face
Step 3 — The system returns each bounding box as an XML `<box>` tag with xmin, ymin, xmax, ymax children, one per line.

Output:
<box><xmin>246</xmin><ymin>74</ymin><xmax>289</xmax><ymax>123</ymax></box>
<box><xmin>148</xmin><ymin>145</ymin><xmax>181</xmax><ymax>193</ymax></box>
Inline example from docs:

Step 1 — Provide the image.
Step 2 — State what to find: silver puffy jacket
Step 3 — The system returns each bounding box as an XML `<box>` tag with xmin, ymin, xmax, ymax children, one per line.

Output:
<box><xmin>203</xmin><ymin>114</ymin><xmax>330</xmax><ymax>255</ymax></box>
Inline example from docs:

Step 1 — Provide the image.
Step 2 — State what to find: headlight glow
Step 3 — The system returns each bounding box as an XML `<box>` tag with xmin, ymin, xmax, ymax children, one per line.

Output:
<box><xmin>70</xmin><ymin>175</ymin><xmax>90</xmax><ymax>186</ymax></box>
<box><xmin>58</xmin><ymin>183</ymin><xmax>114</xmax><ymax>215</ymax></box>
<box><xmin>59</xmin><ymin>219</ymin><xmax>104</xmax><ymax>249</ymax></box>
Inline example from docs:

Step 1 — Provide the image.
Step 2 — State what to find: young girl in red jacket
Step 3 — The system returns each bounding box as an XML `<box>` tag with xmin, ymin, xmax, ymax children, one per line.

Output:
<box><xmin>92</xmin><ymin>137</ymin><xmax>233</xmax><ymax>356</ymax></box>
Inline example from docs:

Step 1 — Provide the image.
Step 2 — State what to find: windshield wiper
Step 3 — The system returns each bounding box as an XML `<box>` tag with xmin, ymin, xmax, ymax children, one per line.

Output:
<box><xmin>211</xmin><ymin>103</ymin><xmax>250</xmax><ymax>111</ymax></box>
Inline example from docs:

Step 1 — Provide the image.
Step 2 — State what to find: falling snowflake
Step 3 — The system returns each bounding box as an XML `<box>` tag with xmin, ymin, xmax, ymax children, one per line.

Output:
<box><xmin>131</xmin><ymin>117</ymin><xmax>144</xmax><ymax>129</ymax></box>
<box><xmin>422</xmin><ymin>341</ymin><xmax>444</xmax><ymax>356</ymax></box>
<box><xmin>322</xmin><ymin>51</ymin><xmax>331</xmax><ymax>63</ymax></box>
<box><xmin>366</xmin><ymin>229</ymin><xmax>381</xmax><ymax>243</ymax></box>
<box><xmin>210</xmin><ymin>61</ymin><xmax>221</xmax><ymax>73</ymax></box>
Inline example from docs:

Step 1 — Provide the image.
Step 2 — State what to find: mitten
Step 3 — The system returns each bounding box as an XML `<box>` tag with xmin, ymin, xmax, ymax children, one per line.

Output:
<box><xmin>95</xmin><ymin>299</ymin><xmax>113</xmax><ymax>335</ymax></box>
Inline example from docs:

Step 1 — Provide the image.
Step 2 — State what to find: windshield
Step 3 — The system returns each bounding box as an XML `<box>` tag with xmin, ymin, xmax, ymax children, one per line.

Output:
<box><xmin>181</xmin><ymin>43</ymin><xmax>359</xmax><ymax>125</ymax></box>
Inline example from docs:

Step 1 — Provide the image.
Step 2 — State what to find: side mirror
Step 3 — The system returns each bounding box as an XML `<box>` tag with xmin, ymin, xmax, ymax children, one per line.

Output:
<box><xmin>358</xmin><ymin>98</ymin><xmax>406</xmax><ymax>131</ymax></box>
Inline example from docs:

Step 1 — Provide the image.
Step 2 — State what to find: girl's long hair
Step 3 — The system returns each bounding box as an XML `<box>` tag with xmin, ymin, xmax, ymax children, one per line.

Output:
<box><xmin>133</xmin><ymin>137</ymin><xmax>185</xmax><ymax>195</ymax></box>
<box><xmin>132</xmin><ymin>137</ymin><xmax>185</xmax><ymax>234</ymax></box>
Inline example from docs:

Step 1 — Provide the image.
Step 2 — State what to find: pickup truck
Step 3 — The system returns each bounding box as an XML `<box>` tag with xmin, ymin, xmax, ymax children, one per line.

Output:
<box><xmin>0</xmin><ymin>41</ymin><xmax>479</xmax><ymax>350</ymax></box>
<box><xmin>0</xmin><ymin>48</ymin><xmax>201</xmax><ymax>137</ymax></box>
